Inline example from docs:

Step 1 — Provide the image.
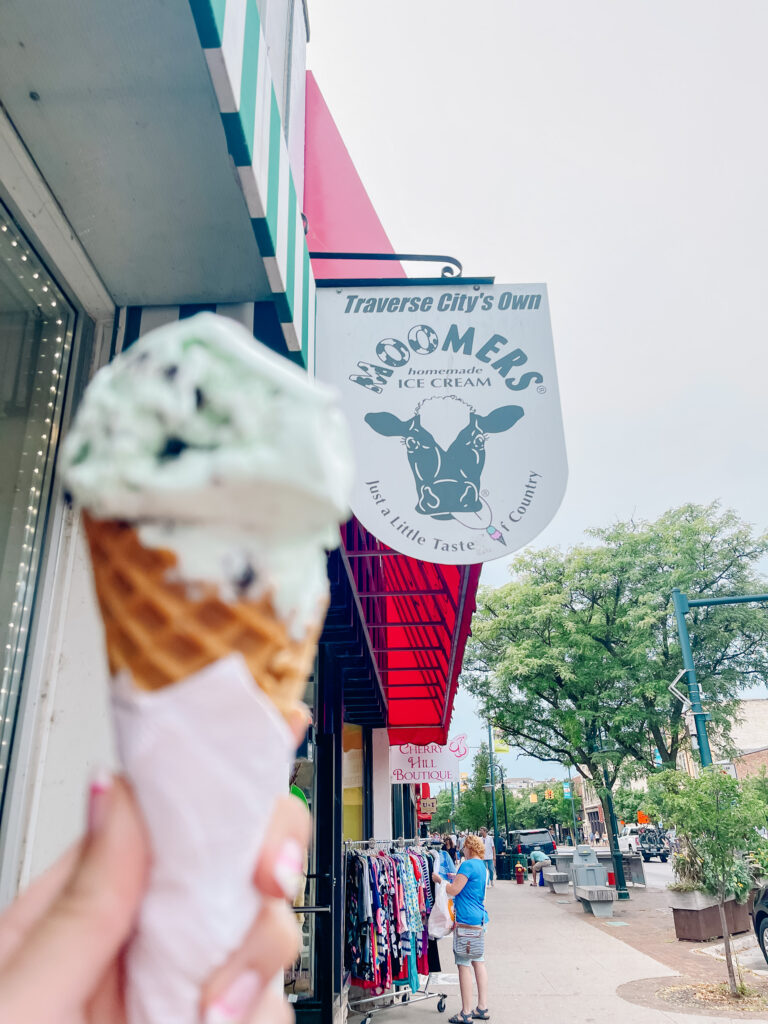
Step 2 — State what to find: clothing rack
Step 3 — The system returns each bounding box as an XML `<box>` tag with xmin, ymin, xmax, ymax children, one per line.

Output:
<box><xmin>344</xmin><ymin>837</ymin><xmax>419</xmax><ymax>852</ymax></box>
<box><xmin>344</xmin><ymin>840</ymin><xmax>447</xmax><ymax>1024</ymax></box>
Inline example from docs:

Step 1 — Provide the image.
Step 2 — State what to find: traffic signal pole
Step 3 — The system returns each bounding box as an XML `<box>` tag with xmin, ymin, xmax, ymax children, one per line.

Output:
<box><xmin>670</xmin><ymin>588</ymin><xmax>768</xmax><ymax>770</ymax></box>
<box><xmin>671</xmin><ymin>588</ymin><xmax>713</xmax><ymax>768</ymax></box>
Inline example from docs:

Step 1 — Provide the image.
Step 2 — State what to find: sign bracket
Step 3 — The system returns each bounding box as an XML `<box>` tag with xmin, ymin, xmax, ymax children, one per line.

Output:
<box><xmin>308</xmin><ymin>250</ymin><xmax>494</xmax><ymax>288</ymax></box>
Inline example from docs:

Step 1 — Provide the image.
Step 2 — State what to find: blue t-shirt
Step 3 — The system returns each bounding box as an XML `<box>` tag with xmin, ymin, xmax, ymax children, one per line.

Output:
<box><xmin>453</xmin><ymin>858</ymin><xmax>489</xmax><ymax>926</ymax></box>
<box><xmin>530</xmin><ymin>850</ymin><xmax>550</xmax><ymax>863</ymax></box>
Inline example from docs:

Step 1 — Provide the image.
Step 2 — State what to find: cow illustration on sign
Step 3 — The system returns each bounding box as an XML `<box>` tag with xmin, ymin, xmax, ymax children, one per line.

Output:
<box><xmin>365</xmin><ymin>396</ymin><xmax>523</xmax><ymax>543</ymax></box>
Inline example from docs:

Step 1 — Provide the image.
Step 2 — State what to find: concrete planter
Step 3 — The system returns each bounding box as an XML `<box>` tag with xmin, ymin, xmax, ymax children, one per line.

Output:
<box><xmin>666</xmin><ymin>889</ymin><xmax>751</xmax><ymax>941</ymax></box>
<box><xmin>667</xmin><ymin>889</ymin><xmax>720</xmax><ymax>912</ymax></box>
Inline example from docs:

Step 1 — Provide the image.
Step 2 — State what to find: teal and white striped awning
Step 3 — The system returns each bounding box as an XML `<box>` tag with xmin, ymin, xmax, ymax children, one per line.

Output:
<box><xmin>189</xmin><ymin>0</ymin><xmax>314</xmax><ymax>363</ymax></box>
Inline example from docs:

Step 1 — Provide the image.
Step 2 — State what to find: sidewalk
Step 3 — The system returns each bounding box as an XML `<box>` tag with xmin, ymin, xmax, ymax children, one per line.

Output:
<box><xmin>349</xmin><ymin>881</ymin><xmax>765</xmax><ymax>1024</ymax></box>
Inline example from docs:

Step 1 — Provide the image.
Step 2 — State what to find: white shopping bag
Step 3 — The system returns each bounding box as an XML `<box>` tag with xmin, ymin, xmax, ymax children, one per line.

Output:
<box><xmin>428</xmin><ymin>881</ymin><xmax>455</xmax><ymax>939</ymax></box>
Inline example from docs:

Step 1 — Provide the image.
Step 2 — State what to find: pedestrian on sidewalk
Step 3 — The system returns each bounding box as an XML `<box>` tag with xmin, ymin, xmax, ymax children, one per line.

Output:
<box><xmin>433</xmin><ymin>834</ymin><xmax>490</xmax><ymax>1023</ymax></box>
<box><xmin>479</xmin><ymin>827</ymin><xmax>495</xmax><ymax>887</ymax></box>
<box><xmin>439</xmin><ymin>836</ymin><xmax>457</xmax><ymax>882</ymax></box>
<box><xmin>529</xmin><ymin>849</ymin><xmax>551</xmax><ymax>887</ymax></box>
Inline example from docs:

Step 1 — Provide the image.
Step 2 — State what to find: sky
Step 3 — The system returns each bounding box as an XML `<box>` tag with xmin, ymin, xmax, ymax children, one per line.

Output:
<box><xmin>307</xmin><ymin>1</ymin><xmax>768</xmax><ymax>779</ymax></box>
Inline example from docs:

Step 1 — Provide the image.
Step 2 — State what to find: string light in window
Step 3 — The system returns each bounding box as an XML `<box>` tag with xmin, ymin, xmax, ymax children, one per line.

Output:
<box><xmin>0</xmin><ymin>205</ymin><xmax>75</xmax><ymax>785</ymax></box>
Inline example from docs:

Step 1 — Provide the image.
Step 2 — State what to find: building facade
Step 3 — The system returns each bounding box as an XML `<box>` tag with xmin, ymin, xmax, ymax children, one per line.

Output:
<box><xmin>0</xmin><ymin>5</ymin><xmax>479</xmax><ymax>1021</ymax></box>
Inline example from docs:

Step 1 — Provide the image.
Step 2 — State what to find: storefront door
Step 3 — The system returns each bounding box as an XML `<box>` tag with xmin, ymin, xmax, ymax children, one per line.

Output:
<box><xmin>288</xmin><ymin>643</ymin><xmax>374</xmax><ymax>1023</ymax></box>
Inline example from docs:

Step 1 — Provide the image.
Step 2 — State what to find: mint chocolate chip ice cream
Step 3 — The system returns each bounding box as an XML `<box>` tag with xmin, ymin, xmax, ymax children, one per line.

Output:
<box><xmin>62</xmin><ymin>313</ymin><xmax>353</xmax><ymax>634</ymax></box>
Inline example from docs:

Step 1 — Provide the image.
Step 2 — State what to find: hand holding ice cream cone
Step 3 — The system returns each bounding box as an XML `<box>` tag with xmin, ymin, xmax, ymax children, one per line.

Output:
<box><xmin>0</xmin><ymin>779</ymin><xmax>310</xmax><ymax>1024</ymax></box>
<box><xmin>60</xmin><ymin>313</ymin><xmax>353</xmax><ymax>1023</ymax></box>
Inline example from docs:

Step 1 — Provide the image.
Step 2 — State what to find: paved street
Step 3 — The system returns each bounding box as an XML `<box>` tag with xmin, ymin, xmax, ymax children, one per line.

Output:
<box><xmin>349</xmin><ymin>881</ymin><xmax>757</xmax><ymax>1024</ymax></box>
<box><xmin>639</xmin><ymin>857</ymin><xmax>674</xmax><ymax>889</ymax></box>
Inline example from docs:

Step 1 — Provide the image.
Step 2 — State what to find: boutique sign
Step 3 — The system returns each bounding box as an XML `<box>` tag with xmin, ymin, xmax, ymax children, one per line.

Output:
<box><xmin>314</xmin><ymin>284</ymin><xmax>567</xmax><ymax>564</ymax></box>
<box><xmin>389</xmin><ymin>738</ymin><xmax>467</xmax><ymax>784</ymax></box>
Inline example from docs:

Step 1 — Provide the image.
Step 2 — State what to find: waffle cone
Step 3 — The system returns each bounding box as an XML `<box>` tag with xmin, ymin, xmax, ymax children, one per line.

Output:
<box><xmin>82</xmin><ymin>514</ymin><xmax>323</xmax><ymax>718</ymax></box>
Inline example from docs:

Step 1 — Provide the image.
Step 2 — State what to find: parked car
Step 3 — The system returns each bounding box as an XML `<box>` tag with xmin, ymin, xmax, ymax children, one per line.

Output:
<box><xmin>637</xmin><ymin>827</ymin><xmax>669</xmax><ymax>863</ymax></box>
<box><xmin>508</xmin><ymin>828</ymin><xmax>557</xmax><ymax>860</ymax></box>
<box><xmin>752</xmin><ymin>885</ymin><xmax>768</xmax><ymax>964</ymax></box>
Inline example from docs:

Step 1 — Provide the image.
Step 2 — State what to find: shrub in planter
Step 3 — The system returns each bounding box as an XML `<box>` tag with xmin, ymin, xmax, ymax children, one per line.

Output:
<box><xmin>649</xmin><ymin>768</ymin><xmax>768</xmax><ymax>996</ymax></box>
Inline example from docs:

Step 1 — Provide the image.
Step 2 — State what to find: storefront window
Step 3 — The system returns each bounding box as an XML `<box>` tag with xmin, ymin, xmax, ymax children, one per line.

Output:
<box><xmin>0</xmin><ymin>202</ymin><xmax>76</xmax><ymax>807</ymax></box>
<box><xmin>342</xmin><ymin>723</ymin><xmax>363</xmax><ymax>842</ymax></box>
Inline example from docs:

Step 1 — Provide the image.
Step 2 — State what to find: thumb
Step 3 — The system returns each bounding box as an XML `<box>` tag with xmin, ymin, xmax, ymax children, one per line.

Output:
<box><xmin>0</xmin><ymin>776</ymin><xmax>149</xmax><ymax>1022</ymax></box>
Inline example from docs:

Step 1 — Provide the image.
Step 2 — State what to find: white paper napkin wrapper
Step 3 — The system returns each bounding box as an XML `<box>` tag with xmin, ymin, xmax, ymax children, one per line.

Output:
<box><xmin>111</xmin><ymin>653</ymin><xmax>293</xmax><ymax>1024</ymax></box>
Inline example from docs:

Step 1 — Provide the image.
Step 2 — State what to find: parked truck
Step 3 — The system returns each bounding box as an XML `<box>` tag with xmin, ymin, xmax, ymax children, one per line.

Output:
<box><xmin>618</xmin><ymin>824</ymin><xmax>669</xmax><ymax>861</ymax></box>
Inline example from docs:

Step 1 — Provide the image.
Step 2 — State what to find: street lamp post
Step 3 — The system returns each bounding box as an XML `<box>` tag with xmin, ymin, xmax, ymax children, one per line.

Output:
<box><xmin>567</xmin><ymin>769</ymin><xmax>579</xmax><ymax>844</ymax></box>
<box><xmin>496</xmin><ymin>762</ymin><xmax>510</xmax><ymax>843</ymax></box>
<box><xmin>486</xmin><ymin>759</ymin><xmax>510</xmax><ymax>842</ymax></box>
<box><xmin>487</xmin><ymin>721</ymin><xmax>500</xmax><ymax>849</ymax></box>
<box><xmin>594</xmin><ymin>729</ymin><xmax>629</xmax><ymax>902</ymax></box>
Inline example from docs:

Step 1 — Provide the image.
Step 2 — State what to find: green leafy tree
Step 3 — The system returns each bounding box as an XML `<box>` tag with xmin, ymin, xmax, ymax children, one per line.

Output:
<box><xmin>501</xmin><ymin>783</ymin><xmax>583</xmax><ymax>840</ymax></box>
<box><xmin>613</xmin><ymin>786</ymin><xmax>647</xmax><ymax>824</ymax></box>
<box><xmin>464</xmin><ymin>504</ymin><xmax>768</xmax><ymax>863</ymax></box>
<box><xmin>430</xmin><ymin>787</ymin><xmax>454</xmax><ymax>833</ymax></box>
<box><xmin>648</xmin><ymin>768</ymin><xmax>768</xmax><ymax>997</ymax></box>
<box><xmin>453</xmin><ymin>744</ymin><xmax>493</xmax><ymax>831</ymax></box>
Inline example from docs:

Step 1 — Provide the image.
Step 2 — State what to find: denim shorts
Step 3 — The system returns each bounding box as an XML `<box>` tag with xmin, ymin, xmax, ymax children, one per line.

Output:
<box><xmin>453</xmin><ymin>924</ymin><xmax>486</xmax><ymax>966</ymax></box>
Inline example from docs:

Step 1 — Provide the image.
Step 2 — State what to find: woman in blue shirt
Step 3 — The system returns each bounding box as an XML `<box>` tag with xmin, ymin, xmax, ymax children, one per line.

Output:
<box><xmin>433</xmin><ymin>833</ymin><xmax>489</xmax><ymax>1022</ymax></box>
<box><xmin>438</xmin><ymin>835</ymin><xmax>457</xmax><ymax>881</ymax></box>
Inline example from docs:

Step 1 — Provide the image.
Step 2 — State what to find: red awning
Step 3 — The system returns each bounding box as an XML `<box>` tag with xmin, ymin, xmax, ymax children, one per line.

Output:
<box><xmin>342</xmin><ymin>520</ymin><xmax>480</xmax><ymax>744</ymax></box>
<box><xmin>306</xmin><ymin>73</ymin><xmax>481</xmax><ymax>743</ymax></box>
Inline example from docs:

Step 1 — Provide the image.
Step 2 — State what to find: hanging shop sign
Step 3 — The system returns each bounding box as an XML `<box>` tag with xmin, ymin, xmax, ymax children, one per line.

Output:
<box><xmin>315</xmin><ymin>283</ymin><xmax>567</xmax><ymax>564</ymax></box>
<box><xmin>420</xmin><ymin>798</ymin><xmax>438</xmax><ymax>814</ymax></box>
<box><xmin>389</xmin><ymin>739</ymin><xmax>465</xmax><ymax>783</ymax></box>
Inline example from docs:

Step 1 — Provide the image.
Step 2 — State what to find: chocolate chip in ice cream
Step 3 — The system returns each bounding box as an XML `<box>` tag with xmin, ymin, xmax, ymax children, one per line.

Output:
<box><xmin>158</xmin><ymin>437</ymin><xmax>190</xmax><ymax>460</ymax></box>
<box><xmin>235</xmin><ymin>564</ymin><xmax>257</xmax><ymax>592</ymax></box>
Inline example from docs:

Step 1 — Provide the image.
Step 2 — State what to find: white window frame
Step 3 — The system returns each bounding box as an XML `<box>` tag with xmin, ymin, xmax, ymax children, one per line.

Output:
<box><xmin>0</xmin><ymin>108</ymin><xmax>117</xmax><ymax>903</ymax></box>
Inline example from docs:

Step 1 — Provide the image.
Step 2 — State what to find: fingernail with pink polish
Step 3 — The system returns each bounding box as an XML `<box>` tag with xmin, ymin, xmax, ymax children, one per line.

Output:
<box><xmin>274</xmin><ymin>838</ymin><xmax>304</xmax><ymax>900</ymax></box>
<box><xmin>87</xmin><ymin>768</ymin><xmax>113</xmax><ymax>833</ymax></box>
<box><xmin>203</xmin><ymin>971</ymin><xmax>261</xmax><ymax>1024</ymax></box>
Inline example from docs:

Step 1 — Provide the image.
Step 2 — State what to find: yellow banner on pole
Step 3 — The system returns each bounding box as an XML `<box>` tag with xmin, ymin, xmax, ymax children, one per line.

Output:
<box><xmin>529</xmin><ymin>792</ymin><xmax>538</xmax><ymax>804</ymax></box>
<box><xmin>492</xmin><ymin>728</ymin><xmax>509</xmax><ymax>754</ymax></box>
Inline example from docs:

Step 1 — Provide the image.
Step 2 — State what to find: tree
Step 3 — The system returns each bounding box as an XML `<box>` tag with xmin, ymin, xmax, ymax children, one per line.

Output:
<box><xmin>648</xmin><ymin>768</ymin><xmax>768</xmax><ymax>997</ymax></box>
<box><xmin>503</xmin><ymin>783</ymin><xmax>580</xmax><ymax>836</ymax></box>
<box><xmin>464</xmin><ymin>504</ymin><xmax>768</xmax><ymax>864</ymax></box>
<box><xmin>430</xmin><ymin>787</ymin><xmax>454</xmax><ymax>833</ymax></box>
<box><xmin>613</xmin><ymin>786</ymin><xmax>648</xmax><ymax>824</ymax></box>
<box><xmin>453</xmin><ymin>744</ymin><xmax>494</xmax><ymax>831</ymax></box>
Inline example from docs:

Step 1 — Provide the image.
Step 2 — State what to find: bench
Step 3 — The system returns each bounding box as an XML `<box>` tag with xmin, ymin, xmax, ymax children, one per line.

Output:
<box><xmin>542</xmin><ymin>867</ymin><xmax>570</xmax><ymax>895</ymax></box>
<box><xmin>574</xmin><ymin>884</ymin><xmax>616</xmax><ymax>918</ymax></box>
